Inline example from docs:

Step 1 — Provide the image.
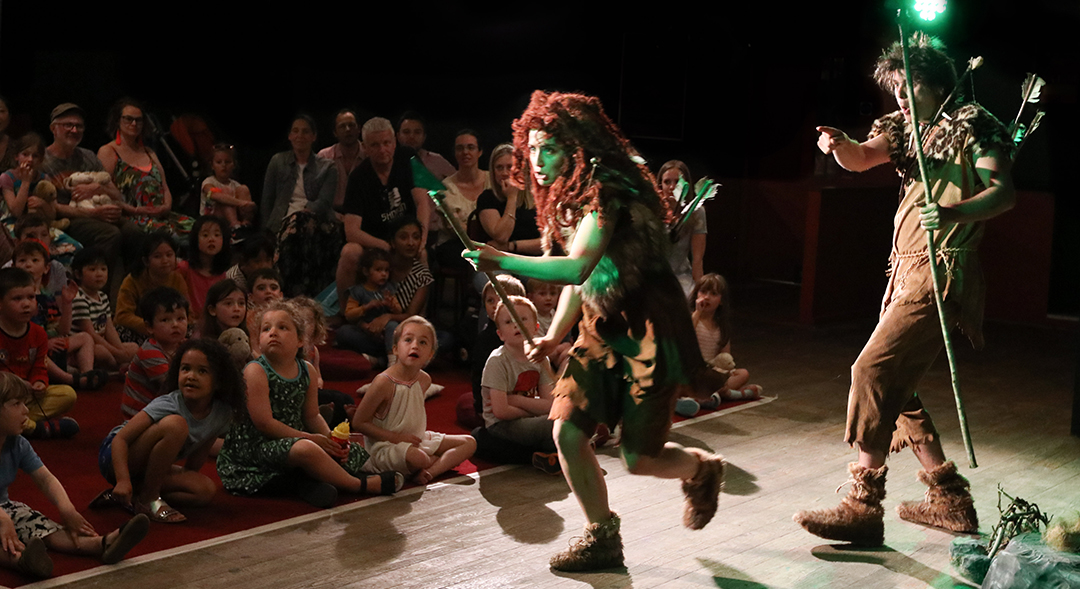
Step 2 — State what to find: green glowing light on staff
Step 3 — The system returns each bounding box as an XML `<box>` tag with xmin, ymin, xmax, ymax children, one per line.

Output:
<box><xmin>913</xmin><ymin>0</ymin><xmax>946</xmax><ymax>21</ymax></box>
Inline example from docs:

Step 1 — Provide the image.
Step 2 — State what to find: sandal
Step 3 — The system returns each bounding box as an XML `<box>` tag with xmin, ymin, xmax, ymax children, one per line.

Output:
<box><xmin>72</xmin><ymin>369</ymin><xmax>109</xmax><ymax>390</ymax></box>
<box><xmin>361</xmin><ymin>471</ymin><xmax>404</xmax><ymax>495</ymax></box>
<box><xmin>135</xmin><ymin>497</ymin><xmax>187</xmax><ymax>523</ymax></box>
<box><xmin>89</xmin><ymin>488</ymin><xmax>134</xmax><ymax>514</ymax></box>
<box><xmin>101</xmin><ymin>513</ymin><xmax>150</xmax><ymax>564</ymax></box>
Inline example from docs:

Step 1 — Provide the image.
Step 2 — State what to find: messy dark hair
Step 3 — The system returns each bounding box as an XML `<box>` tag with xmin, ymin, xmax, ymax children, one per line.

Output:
<box><xmin>163</xmin><ymin>338</ymin><xmax>246</xmax><ymax>414</ymax></box>
<box><xmin>873</xmin><ymin>32</ymin><xmax>957</xmax><ymax>98</ymax></box>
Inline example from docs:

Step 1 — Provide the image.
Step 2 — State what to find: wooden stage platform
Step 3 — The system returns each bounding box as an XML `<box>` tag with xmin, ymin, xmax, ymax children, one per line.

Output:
<box><xmin>21</xmin><ymin>299</ymin><xmax>1078</xmax><ymax>589</ymax></box>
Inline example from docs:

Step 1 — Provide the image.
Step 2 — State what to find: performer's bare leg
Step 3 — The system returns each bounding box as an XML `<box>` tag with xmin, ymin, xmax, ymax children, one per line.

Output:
<box><xmin>911</xmin><ymin>439</ymin><xmax>947</xmax><ymax>471</ymax></box>
<box><xmin>554</xmin><ymin>419</ymin><xmax>609</xmax><ymax>524</ymax></box>
<box><xmin>622</xmin><ymin>443</ymin><xmax>699</xmax><ymax>480</ymax></box>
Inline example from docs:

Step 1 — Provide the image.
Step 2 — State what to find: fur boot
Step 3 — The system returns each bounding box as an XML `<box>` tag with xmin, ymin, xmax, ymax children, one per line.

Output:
<box><xmin>549</xmin><ymin>512</ymin><xmax>624</xmax><ymax>572</ymax></box>
<box><xmin>793</xmin><ymin>463</ymin><xmax>888</xmax><ymax>546</ymax></box>
<box><xmin>896</xmin><ymin>461</ymin><xmax>978</xmax><ymax>533</ymax></box>
<box><xmin>682</xmin><ymin>448</ymin><xmax>725</xmax><ymax>530</ymax></box>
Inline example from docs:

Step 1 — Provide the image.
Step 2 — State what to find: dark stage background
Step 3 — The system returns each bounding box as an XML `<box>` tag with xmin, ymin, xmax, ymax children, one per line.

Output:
<box><xmin>0</xmin><ymin>0</ymin><xmax>1076</xmax><ymax>316</ymax></box>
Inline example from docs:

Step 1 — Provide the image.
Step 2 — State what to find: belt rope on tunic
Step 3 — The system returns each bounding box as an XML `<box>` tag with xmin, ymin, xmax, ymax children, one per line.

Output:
<box><xmin>898</xmin><ymin>13</ymin><xmax>977</xmax><ymax>467</ymax></box>
<box><xmin>889</xmin><ymin>247</ymin><xmax>975</xmax><ymax>291</ymax></box>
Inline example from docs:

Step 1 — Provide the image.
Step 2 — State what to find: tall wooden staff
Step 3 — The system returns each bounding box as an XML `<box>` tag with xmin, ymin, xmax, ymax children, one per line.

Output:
<box><xmin>897</xmin><ymin>13</ymin><xmax>976</xmax><ymax>467</ymax></box>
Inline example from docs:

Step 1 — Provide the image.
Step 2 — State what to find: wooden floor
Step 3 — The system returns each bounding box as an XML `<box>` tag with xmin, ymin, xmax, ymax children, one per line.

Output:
<box><xmin>20</xmin><ymin>289</ymin><xmax>1079</xmax><ymax>589</ymax></box>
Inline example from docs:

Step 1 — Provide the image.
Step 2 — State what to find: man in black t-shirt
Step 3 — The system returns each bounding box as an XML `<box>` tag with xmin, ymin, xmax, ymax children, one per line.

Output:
<box><xmin>335</xmin><ymin>116</ymin><xmax>430</xmax><ymax>310</ymax></box>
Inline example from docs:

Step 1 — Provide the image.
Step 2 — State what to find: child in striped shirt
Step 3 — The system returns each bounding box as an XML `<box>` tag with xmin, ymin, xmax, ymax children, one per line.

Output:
<box><xmin>121</xmin><ymin>288</ymin><xmax>188</xmax><ymax>418</ymax></box>
<box><xmin>71</xmin><ymin>248</ymin><xmax>138</xmax><ymax>370</ymax></box>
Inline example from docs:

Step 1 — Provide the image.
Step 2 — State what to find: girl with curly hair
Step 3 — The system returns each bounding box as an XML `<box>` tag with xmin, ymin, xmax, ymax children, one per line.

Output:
<box><xmin>465</xmin><ymin>90</ymin><xmax>725</xmax><ymax>572</ymax></box>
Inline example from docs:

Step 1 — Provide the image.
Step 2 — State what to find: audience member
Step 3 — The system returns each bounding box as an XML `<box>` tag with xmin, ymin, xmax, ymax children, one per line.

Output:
<box><xmin>658</xmin><ymin>160</ymin><xmax>706</xmax><ymax>296</ymax></box>
<box><xmin>98</xmin><ymin>98</ymin><xmax>192</xmax><ymax>237</ymax></box>
<box><xmin>115</xmin><ymin>231</ymin><xmax>190</xmax><ymax>343</ymax></box>
<box><xmin>200</xmin><ymin>144</ymin><xmax>255</xmax><ymax>237</ymax></box>
<box><xmin>121</xmin><ymin>287</ymin><xmax>189</xmax><ymax>418</ymax></box>
<box><xmin>352</xmin><ymin>316</ymin><xmax>475</xmax><ymax>484</ymax></box>
<box><xmin>178</xmin><ymin>216</ymin><xmax>230</xmax><ymax>321</ymax></box>
<box><xmin>217</xmin><ymin>300</ymin><xmax>402</xmax><ymax>507</ymax></box>
<box><xmin>13</xmin><ymin>239</ymin><xmax>102</xmax><ymax>390</ymax></box>
<box><xmin>42</xmin><ymin>103</ymin><xmax>137</xmax><ymax>298</ymax></box>
<box><xmin>263</xmin><ymin>115</ymin><xmax>340</xmax><ymax>297</ymax></box>
<box><xmin>70</xmin><ymin>247</ymin><xmax>139</xmax><ymax>369</ymax></box>
<box><xmin>198</xmin><ymin>279</ymin><xmax>247</xmax><ymax>341</ymax></box>
<box><xmin>0</xmin><ymin>267</ymin><xmax>77</xmax><ymax>439</ymax></box>
<box><xmin>225</xmin><ymin>231</ymin><xmax>275</xmax><ymax>293</ymax></box>
<box><xmin>475</xmin><ymin>143</ymin><xmax>541</xmax><ymax>255</ymax></box>
<box><xmin>0</xmin><ymin>95</ymin><xmax>14</xmax><ymax>171</ymax></box>
<box><xmin>337</xmin><ymin>248</ymin><xmax>400</xmax><ymax>364</ymax></box>
<box><xmin>480</xmin><ymin>296</ymin><xmax>559</xmax><ymax>473</ymax></box>
<box><xmin>98</xmin><ymin>338</ymin><xmax>242</xmax><ymax>523</ymax></box>
<box><xmin>317</xmin><ymin>109</ymin><xmax>365</xmax><ymax>211</ymax></box>
<box><xmin>335</xmin><ymin>117</ymin><xmax>430</xmax><ymax>308</ymax></box>
<box><xmin>397</xmin><ymin>112</ymin><xmax>455</xmax><ymax>180</ymax></box>
<box><xmin>0</xmin><ymin>374</ymin><xmax>148</xmax><ymax>580</ymax></box>
<box><xmin>434</xmin><ymin>129</ymin><xmax>489</xmax><ymax>268</ymax></box>
<box><xmin>467</xmin><ymin>274</ymin><xmax>525</xmax><ymax>428</ymax></box>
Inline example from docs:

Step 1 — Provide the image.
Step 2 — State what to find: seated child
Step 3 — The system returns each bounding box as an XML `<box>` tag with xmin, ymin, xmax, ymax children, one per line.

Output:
<box><xmin>0</xmin><ymin>268</ymin><xmax>77</xmax><ymax>439</ymax></box>
<box><xmin>13</xmin><ymin>240</ymin><xmax>102</xmax><ymax>390</ymax></box>
<box><xmin>676</xmin><ymin>273</ymin><xmax>762</xmax><ymax>417</ymax></box>
<box><xmin>95</xmin><ymin>339</ymin><xmax>242</xmax><ymax>523</ymax></box>
<box><xmin>122</xmin><ymin>287</ymin><xmax>189</xmax><ymax>419</ymax></box>
<box><xmin>0</xmin><ymin>373</ymin><xmax>149</xmax><ymax>579</ymax></box>
<box><xmin>198</xmin><ymin>279</ymin><xmax>247</xmax><ymax>341</ymax></box>
<box><xmin>246</xmin><ymin>268</ymin><xmax>283</xmax><ymax>356</ymax></box>
<box><xmin>5</xmin><ymin>215</ymin><xmax>68</xmax><ymax>295</ymax></box>
<box><xmin>480</xmin><ymin>296</ymin><xmax>559</xmax><ymax>473</ymax></box>
<box><xmin>291</xmin><ymin>296</ymin><xmax>354</xmax><ymax>427</ymax></box>
<box><xmin>464</xmin><ymin>275</ymin><xmax>525</xmax><ymax>429</ymax></box>
<box><xmin>224</xmin><ymin>232</ymin><xmax>275</xmax><ymax>293</ymax></box>
<box><xmin>178</xmin><ymin>216</ymin><xmax>230</xmax><ymax>321</ymax></box>
<box><xmin>70</xmin><ymin>247</ymin><xmax>138</xmax><ymax>370</ymax></box>
<box><xmin>115</xmin><ymin>231</ymin><xmax>190</xmax><ymax>344</ymax></box>
<box><xmin>526</xmin><ymin>278</ymin><xmax>571</xmax><ymax>370</ymax></box>
<box><xmin>336</xmin><ymin>248</ymin><xmax>400</xmax><ymax>366</ymax></box>
<box><xmin>201</xmin><ymin>144</ymin><xmax>256</xmax><ymax>239</ymax></box>
<box><xmin>353</xmin><ymin>316</ymin><xmax>476</xmax><ymax>484</ymax></box>
<box><xmin>217</xmin><ymin>300</ymin><xmax>401</xmax><ymax>508</ymax></box>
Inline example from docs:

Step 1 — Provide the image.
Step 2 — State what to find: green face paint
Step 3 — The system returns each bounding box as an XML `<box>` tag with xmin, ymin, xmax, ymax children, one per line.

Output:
<box><xmin>527</xmin><ymin>129</ymin><xmax>566</xmax><ymax>187</ymax></box>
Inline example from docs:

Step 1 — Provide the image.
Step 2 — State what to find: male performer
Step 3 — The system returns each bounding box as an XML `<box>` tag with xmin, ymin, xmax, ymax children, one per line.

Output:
<box><xmin>794</xmin><ymin>33</ymin><xmax>1015</xmax><ymax>545</ymax></box>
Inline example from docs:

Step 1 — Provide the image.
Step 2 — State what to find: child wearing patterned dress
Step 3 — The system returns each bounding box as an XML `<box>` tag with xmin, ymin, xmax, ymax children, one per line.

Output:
<box><xmin>352</xmin><ymin>316</ymin><xmax>476</xmax><ymax>484</ymax></box>
<box><xmin>0</xmin><ymin>372</ymin><xmax>148</xmax><ymax>579</ymax></box>
<box><xmin>216</xmin><ymin>300</ymin><xmax>401</xmax><ymax>508</ymax></box>
<box><xmin>178</xmin><ymin>216</ymin><xmax>230</xmax><ymax>322</ymax></box>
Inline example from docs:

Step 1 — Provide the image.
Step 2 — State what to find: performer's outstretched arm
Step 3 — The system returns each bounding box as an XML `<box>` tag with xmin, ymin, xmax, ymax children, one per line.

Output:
<box><xmin>816</xmin><ymin>126</ymin><xmax>892</xmax><ymax>172</ymax></box>
<box><xmin>467</xmin><ymin>209</ymin><xmax>614</xmax><ymax>285</ymax></box>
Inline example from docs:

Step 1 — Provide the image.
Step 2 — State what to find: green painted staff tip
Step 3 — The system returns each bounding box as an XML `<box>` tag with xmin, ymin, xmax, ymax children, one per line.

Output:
<box><xmin>410</xmin><ymin>157</ymin><xmax>447</xmax><ymax>193</ymax></box>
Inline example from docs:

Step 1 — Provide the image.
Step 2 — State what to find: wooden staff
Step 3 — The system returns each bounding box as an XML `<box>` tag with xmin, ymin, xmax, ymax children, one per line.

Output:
<box><xmin>898</xmin><ymin>15</ymin><xmax>977</xmax><ymax>468</ymax></box>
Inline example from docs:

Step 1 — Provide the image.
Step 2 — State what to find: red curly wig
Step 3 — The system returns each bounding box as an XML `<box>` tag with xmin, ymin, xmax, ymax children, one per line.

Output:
<box><xmin>510</xmin><ymin>90</ymin><xmax>673</xmax><ymax>249</ymax></box>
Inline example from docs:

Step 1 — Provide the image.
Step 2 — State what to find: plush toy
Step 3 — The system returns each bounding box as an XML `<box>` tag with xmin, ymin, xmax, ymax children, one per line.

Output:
<box><xmin>25</xmin><ymin>181</ymin><xmax>69</xmax><ymax>230</ymax></box>
<box><xmin>63</xmin><ymin>171</ymin><xmax>120</xmax><ymax>211</ymax></box>
<box><xmin>218</xmin><ymin>327</ymin><xmax>251</xmax><ymax>369</ymax></box>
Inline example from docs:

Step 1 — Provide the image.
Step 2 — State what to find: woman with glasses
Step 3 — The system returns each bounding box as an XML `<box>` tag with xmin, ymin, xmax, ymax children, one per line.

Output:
<box><xmin>97</xmin><ymin>98</ymin><xmax>192</xmax><ymax>237</ymax></box>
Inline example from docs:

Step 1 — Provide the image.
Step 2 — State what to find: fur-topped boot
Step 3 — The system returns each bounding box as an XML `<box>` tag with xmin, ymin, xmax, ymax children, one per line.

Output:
<box><xmin>896</xmin><ymin>461</ymin><xmax>978</xmax><ymax>533</ymax></box>
<box><xmin>682</xmin><ymin>447</ymin><xmax>725</xmax><ymax>530</ymax></box>
<box><xmin>793</xmin><ymin>463</ymin><xmax>888</xmax><ymax>546</ymax></box>
<box><xmin>549</xmin><ymin>512</ymin><xmax>624</xmax><ymax>572</ymax></box>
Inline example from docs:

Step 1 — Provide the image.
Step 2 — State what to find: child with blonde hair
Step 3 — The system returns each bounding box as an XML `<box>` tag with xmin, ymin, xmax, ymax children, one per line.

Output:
<box><xmin>353</xmin><ymin>316</ymin><xmax>476</xmax><ymax>484</ymax></box>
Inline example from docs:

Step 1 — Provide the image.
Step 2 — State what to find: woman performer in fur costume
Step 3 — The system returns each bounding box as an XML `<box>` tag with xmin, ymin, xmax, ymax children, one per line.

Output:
<box><xmin>465</xmin><ymin>90</ymin><xmax>725</xmax><ymax>572</ymax></box>
<box><xmin>793</xmin><ymin>34</ymin><xmax>1015</xmax><ymax>546</ymax></box>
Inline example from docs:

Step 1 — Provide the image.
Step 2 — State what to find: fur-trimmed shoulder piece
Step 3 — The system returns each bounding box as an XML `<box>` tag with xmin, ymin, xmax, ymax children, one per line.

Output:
<box><xmin>869</xmin><ymin>104</ymin><xmax>1015</xmax><ymax>179</ymax></box>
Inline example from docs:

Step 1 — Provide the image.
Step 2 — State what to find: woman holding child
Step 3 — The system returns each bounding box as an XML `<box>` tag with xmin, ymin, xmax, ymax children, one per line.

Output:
<box><xmin>464</xmin><ymin>91</ymin><xmax>725</xmax><ymax>572</ymax></box>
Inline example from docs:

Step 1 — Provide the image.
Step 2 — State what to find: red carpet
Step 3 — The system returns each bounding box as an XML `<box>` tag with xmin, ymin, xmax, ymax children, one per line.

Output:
<box><xmin>1</xmin><ymin>346</ymin><xmax>752</xmax><ymax>585</ymax></box>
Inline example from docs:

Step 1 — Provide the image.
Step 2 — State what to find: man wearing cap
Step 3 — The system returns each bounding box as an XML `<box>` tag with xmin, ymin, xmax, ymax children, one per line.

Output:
<box><xmin>42</xmin><ymin>103</ymin><xmax>139</xmax><ymax>297</ymax></box>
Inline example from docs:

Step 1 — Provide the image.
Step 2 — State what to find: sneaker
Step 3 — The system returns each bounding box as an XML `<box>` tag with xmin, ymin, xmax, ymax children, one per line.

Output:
<box><xmin>532</xmin><ymin>452</ymin><xmax>562</xmax><ymax>475</ymax></box>
<box><xmin>700</xmin><ymin>392</ymin><xmax>723</xmax><ymax>410</ymax></box>
<box><xmin>591</xmin><ymin>423</ymin><xmax>612</xmax><ymax>448</ymax></box>
<box><xmin>28</xmin><ymin>417</ymin><xmax>80</xmax><ymax>440</ymax></box>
